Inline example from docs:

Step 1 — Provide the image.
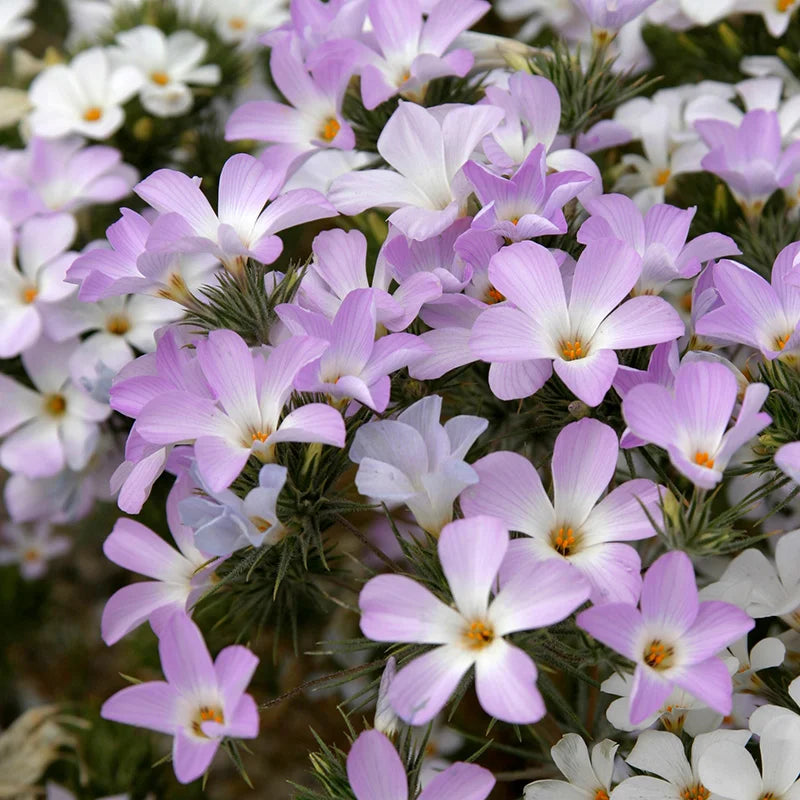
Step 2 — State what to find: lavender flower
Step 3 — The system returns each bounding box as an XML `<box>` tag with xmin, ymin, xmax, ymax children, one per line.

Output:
<box><xmin>329</xmin><ymin>102</ymin><xmax>503</xmax><ymax>241</ymax></box>
<box><xmin>461</xmin><ymin>418</ymin><xmax>662</xmax><ymax>604</ymax></box>
<box><xmin>136</xmin><ymin>152</ymin><xmax>337</xmax><ymax>276</ymax></box>
<box><xmin>621</xmin><ymin>360</ymin><xmax>771</xmax><ymax>489</ymax></box>
<box><xmin>574</xmin><ymin>0</ymin><xmax>660</xmax><ymax>31</ymax></box>
<box><xmin>346</xmin><ymin>729</ymin><xmax>494</xmax><ymax>800</ymax></box>
<box><xmin>470</xmin><ymin>240</ymin><xmax>684</xmax><ymax>405</ymax></box>
<box><xmin>101</xmin><ymin>613</ymin><xmax>259</xmax><ymax>784</ymax></box>
<box><xmin>577</xmin><ymin>551</ymin><xmax>753</xmax><ymax>724</ymax></box>
<box><xmin>360</xmin><ymin>516</ymin><xmax>590</xmax><ymax>724</ymax></box>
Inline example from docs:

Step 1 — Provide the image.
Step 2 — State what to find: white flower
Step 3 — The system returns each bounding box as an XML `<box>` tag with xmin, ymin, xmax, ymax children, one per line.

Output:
<box><xmin>728</xmin><ymin>636</ymin><xmax>786</xmax><ymax>694</ymax></box>
<box><xmin>0</xmin><ymin>0</ymin><xmax>34</xmax><ymax>45</ymax></box>
<box><xmin>214</xmin><ymin>0</ymin><xmax>289</xmax><ymax>47</ymax></box>
<box><xmin>109</xmin><ymin>26</ymin><xmax>221</xmax><ymax>117</ymax></box>
<box><xmin>525</xmin><ymin>733</ymin><xmax>618</xmax><ymax>800</ymax></box>
<box><xmin>700</xmin><ymin>530</ymin><xmax>800</xmax><ymax>629</ymax></box>
<box><xmin>699</xmin><ymin>716</ymin><xmax>800</xmax><ymax>800</ymax></box>
<box><xmin>613</xmin><ymin>729</ymin><xmax>751</xmax><ymax>800</ymax></box>
<box><xmin>601</xmin><ymin>661</ymin><xmax>738</xmax><ymax>735</ymax></box>
<box><xmin>0</xmin><ymin>520</ymin><xmax>70</xmax><ymax>580</ymax></box>
<box><xmin>28</xmin><ymin>47</ymin><xmax>143</xmax><ymax>140</ymax></box>
<box><xmin>748</xmin><ymin>674</ymin><xmax>800</xmax><ymax>736</ymax></box>
<box><xmin>63</xmin><ymin>0</ymin><xmax>142</xmax><ymax>46</ymax></box>
<box><xmin>349</xmin><ymin>395</ymin><xmax>487</xmax><ymax>535</ymax></box>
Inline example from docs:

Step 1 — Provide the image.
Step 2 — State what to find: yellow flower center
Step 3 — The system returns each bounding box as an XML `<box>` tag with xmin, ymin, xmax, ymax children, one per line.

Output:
<box><xmin>251</xmin><ymin>431</ymin><xmax>270</xmax><ymax>443</ymax></box>
<box><xmin>777</xmin><ymin>0</ymin><xmax>794</xmax><ymax>12</ymax></box>
<box><xmin>551</xmin><ymin>526</ymin><xmax>577</xmax><ymax>556</ymax></box>
<box><xmin>83</xmin><ymin>106</ymin><xmax>103</xmax><ymax>122</ymax></box>
<box><xmin>320</xmin><ymin>117</ymin><xmax>341</xmax><ymax>142</ymax></box>
<box><xmin>595</xmin><ymin>791</ymin><xmax>610</xmax><ymax>800</ymax></box>
<box><xmin>191</xmin><ymin>705</ymin><xmax>225</xmax><ymax>737</ymax></box>
<box><xmin>693</xmin><ymin>451</ymin><xmax>715</xmax><ymax>469</ymax></box>
<box><xmin>44</xmin><ymin>394</ymin><xmax>67</xmax><ymax>417</ymax></box>
<box><xmin>23</xmin><ymin>548</ymin><xmax>40</xmax><ymax>563</ymax></box>
<box><xmin>486</xmin><ymin>286</ymin><xmax>505</xmax><ymax>304</ymax></box>
<box><xmin>775</xmin><ymin>332</ymin><xmax>791</xmax><ymax>351</ymax></box>
<box><xmin>463</xmin><ymin>620</ymin><xmax>494</xmax><ymax>649</ymax></box>
<box><xmin>643</xmin><ymin>639</ymin><xmax>674</xmax><ymax>670</ymax></box>
<box><xmin>21</xmin><ymin>286</ymin><xmax>37</xmax><ymax>304</ymax></box>
<box><xmin>150</xmin><ymin>70</ymin><xmax>170</xmax><ymax>86</ymax></box>
<box><xmin>106</xmin><ymin>313</ymin><xmax>130</xmax><ymax>335</ymax></box>
<box><xmin>680</xmin><ymin>784</ymin><xmax>710</xmax><ymax>800</ymax></box>
<box><xmin>228</xmin><ymin>16</ymin><xmax>246</xmax><ymax>30</ymax></box>
<box><xmin>561</xmin><ymin>339</ymin><xmax>584</xmax><ymax>360</ymax></box>
<box><xmin>655</xmin><ymin>168</ymin><xmax>671</xmax><ymax>186</ymax></box>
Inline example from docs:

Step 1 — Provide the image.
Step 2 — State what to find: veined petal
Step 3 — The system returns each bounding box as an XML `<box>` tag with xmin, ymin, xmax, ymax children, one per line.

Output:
<box><xmin>101</xmin><ymin>680</ymin><xmax>180</xmax><ymax>735</ymax></box>
<box><xmin>640</xmin><ymin>551</ymin><xmax>698</xmax><ymax>631</ymax></box>
<box><xmin>346</xmin><ymin>730</ymin><xmax>407</xmax><ymax>800</ymax></box>
<box><xmin>103</xmin><ymin>517</ymin><xmax>188</xmax><ymax>581</ymax></box>
<box><xmin>576</xmin><ymin>602</ymin><xmax>642</xmax><ymax>661</ymax></box>
<box><xmin>418</xmin><ymin>761</ymin><xmax>495</xmax><ymax>800</ymax></box>
<box><xmin>158</xmin><ymin>613</ymin><xmax>217</xmax><ymax>697</ymax></box>
<box><xmin>359</xmin><ymin>574</ymin><xmax>464</xmax><ymax>644</ymax></box>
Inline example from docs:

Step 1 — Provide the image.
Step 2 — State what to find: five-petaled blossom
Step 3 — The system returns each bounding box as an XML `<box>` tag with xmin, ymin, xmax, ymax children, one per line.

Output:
<box><xmin>577</xmin><ymin>550</ymin><xmax>754</xmax><ymax>725</ymax></box>
<box><xmin>102</xmin><ymin>612</ymin><xmax>259</xmax><ymax>784</ymax></box>
<box><xmin>359</xmin><ymin>515</ymin><xmax>591</xmax><ymax>725</ymax></box>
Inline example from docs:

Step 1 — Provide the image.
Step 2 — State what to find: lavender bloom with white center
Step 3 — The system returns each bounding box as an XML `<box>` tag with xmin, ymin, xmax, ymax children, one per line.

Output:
<box><xmin>320</xmin><ymin>0</ymin><xmax>489</xmax><ymax>110</ymax></box>
<box><xmin>695</xmin><ymin>245</ymin><xmax>800</xmax><ymax>359</ymax></box>
<box><xmin>463</xmin><ymin>144</ymin><xmax>592</xmax><ymax>242</ymax></box>
<box><xmin>136</xmin><ymin>152</ymin><xmax>337</xmax><ymax>277</ymax></box>
<box><xmin>577</xmin><ymin>551</ymin><xmax>754</xmax><ymax>725</ymax></box>
<box><xmin>277</xmin><ymin>288</ymin><xmax>430</xmax><ymax>412</ymax></box>
<box><xmin>346</xmin><ymin>729</ymin><xmax>495</xmax><ymax>800</ymax></box>
<box><xmin>101</xmin><ymin>613</ymin><xmax>259</xmax><ymax>784</ymax></box>
<box><xmin>299</xmin><ymin>227</ymin><xmax>441</xmax><ymax>331</ymax></box>
<box><xmin>0</xmin><ymin>214</ymin><xmax>77</xmax><ymax>358</ymax></box>
<box><xmin>0</xmin><ymin>336</ymin><xmax>110</xmax><ymax>478</ymax></box>
<box><xmin>577</xmin><ymin>193</ymin><xmax>739</xmax><ymax>296</ymax></box>
<box><xmin>621</xmin><ymin>360</ymin><xmax>771</xmax><ymax>489</ymax></box>
<box><xmin>349</xmin><ymin>394</ymin><xmax>486</xmax><ymax>535</ymax></box>
<box><xmin>470</xmin><ymin>239</ymin><xmax>684</xmax><ymax>406</ymax></box>
<box><xmin>0</xmin><ymin>136</ymin><xmax>137</xmax><ymax>224</ymax></box>
<box><xmin>0</xmin><ymin>520</ymin><xmax>70</xmax><ymax>580</ymax></box>
<box><xmin>134</xmin><ymin>329</ymin><xmax>345</xmax><ymax>492</ymax></box>
<box><xmin>28</xmin><ymin>48</ymin><xmax>143</xmax><ymax>140</ymax></box>
<box><xmin>329</xmin><ymin>102</ymin><xmax>504</xmax><ymax>241</ymax></box>
<box><xmin>101</xmin><ymin>477</ymin><xmax>222</xmax><ymax>645</ymax></box>
<box><xmin>225</xmin><ymin>37</ymin><xmax>355</xmax><ymax>181</ymax></box>
<box><xmin>695</xmin><ymin>109</ymin><xmax>800</xmax><ymax>220</ymax></box>
<box><xmin>359</xmin><ymin>515</ymin><xmax>590</xmax><ymax>724</ymax></box>
<box><xmin>574</xmin><ymin>0</ymin><xmax>659</xmax><ymax>31</ymax></box>
<box><xmin>462</xmin><ymin>418</ymin><xmax>662</xmax><ymax>604</ymax></box>
<box><xmin>179</xmin><ymin>463</ymin><xmax>289</xmax><ymax>556</ymax></box>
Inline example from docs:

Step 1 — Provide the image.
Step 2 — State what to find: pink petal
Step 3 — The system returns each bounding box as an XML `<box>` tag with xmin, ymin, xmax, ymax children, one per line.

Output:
<box><xmin>576</xmin><ymin>603</ymin><xmax>642</xmax><ymax>661</ymax></box>
<box><xmin>172</xmin><ymin>729</ymin><xmax>219</xmax><ymax>784</ymax></box>
<box><xmin>640</xmin><ymin>551</ymin><xmax>698</xmax><ymax>632</ymax></box>
<box><xmin>418</xmin><ymin>762</ymin><xmax>495</xmax><ymax>800</ymax></box>
<box><xmin>346</xmin><ymin>730</ymin><xmax>408</xmax><ymax>800</ymax></box>
<box><xmin>474</xmin><ymin>640</ymin><xmax>545</xmax><ymax>724</ymax></box>
<box><xmin>101</xmin><ymin>680</ymin><xmax>180</xmax><ymax>735</ymax></box>
<box><xmin>101</xmin><ymin>582</ymin><xmax>182</xmax><ymax>645</ymax></box>
<box><xmin>158</xmin><ymin>613</ymin><xmax>217</xmax><ymax>697</ymax></box>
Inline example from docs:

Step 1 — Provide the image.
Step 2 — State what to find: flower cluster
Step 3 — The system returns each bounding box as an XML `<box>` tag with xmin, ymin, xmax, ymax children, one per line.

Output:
<box><xmin>4</xmin><ymin>0</ymin><xmax>800</xmax><ymax>798</ymax></box>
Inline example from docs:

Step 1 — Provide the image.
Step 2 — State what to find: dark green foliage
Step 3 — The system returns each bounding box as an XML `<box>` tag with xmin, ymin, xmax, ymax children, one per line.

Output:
<box><xmin>527</xmin><ymin>38</ymin><xmax>659</xmax><ymax>139</ymax></box>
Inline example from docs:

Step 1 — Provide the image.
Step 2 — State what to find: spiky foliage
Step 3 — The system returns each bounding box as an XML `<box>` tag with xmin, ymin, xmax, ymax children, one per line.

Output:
<box><xmin>733</xmin><ymin>207</ymin><xmax>800</xmax><ymax>279</ymax></box>
<box><xmin>527</xmin><ymin>39</ymin><xmax>658</xmax><ymax>140</ymax></box>
<box><xmin>181</xmin><ymin>260</ymin><xmax>306</xmax><ymax>346</ymax></box>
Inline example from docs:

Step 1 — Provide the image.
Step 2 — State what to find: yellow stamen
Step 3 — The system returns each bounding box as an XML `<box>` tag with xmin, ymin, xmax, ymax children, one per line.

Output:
<box><xmin>680</xmin><ymin>784</ymin><xmax>710</xmax><ymax>800</ymax></box>
<box><xmin>561</xmin><ymin>340</ymin><xmax>584</xmax><ymax>360</ymax></box>
<box><xmin>399</xmin><ymin>70</ymin><xmax>411</xmax><ymax>85</ymax></box>
<box><xmin>551</xmin><ymin>526</ymin><xmax>576</xmax><ymax>556</ymax></box>
<box><xmin>463</xmin><ymin>620</ymin><xmax>494</xmax><ymax>649</ymax></box>
<box><xmin>320</xmin><ymin>117</ymin><xmax>341</xmax><ymax>142</ymax></box>
<box><xmin>251</xmin><ymin>431</ymin><xmax>270</xmax><ymax>443</ymax></box>
<box><xmin>486</xmin><ymin>287</ymin><xmax>505</xmax><ymax>304</ymax></box>
<box><xmin>23</xmin><ymin>549</ymin><xmax>40</xmax><ymax>563</ymax></box>
<box><xmin>510</xmin><ymin>216</ymin><xmax>520</xmax><ymax>225</ymax></box>
<box><xmin>83</xmin><ymin>106</ymin><xmax>102</xmax><ymax>122</ymax></box>
<box><xmin>643</xmin><ymin>639</ymin><xmax>673</xmax><ymax>670</ymax></box>
<box><xmin>106</xmin><ymin>314</ymin><xmax>130</xmax><ymax>335</ymax></box>
<box><xmin>655</xmin><ymin>168</ymin><xmax>671</xmax><ymax>187</ymax></box>
<box><xmin>693</xmin><ymin>451</ymin><xmax>715</xmax><ymax>469</ymax></box>
<box><xmin>150</xmin><ymin>70</ymin><xmax>169</xmax><ymax>86</ymax></box>
<box><xmin>191</xmin><ymin>705</ymin><xmax>225</xmax><ymax>737</ymax></box>
<box><xmin>775</xmin><ymin>332</ymin><xmax>791</xmax><ymax>351</ymax></box>
<box><xmin>44</xmin><ymin>394</ymin><xmax>67</xmax><ymax>416</ymax></box>
<box><xmin>777</xmin><ymin>0</ymin><xmax>794</xmax><ymax>12</ymax></box>
<box><xmin>595</xmin><ymin>791</ymin><xmax>610</xmax><ymax>800</ymax></box>
<box><xmin>228</xmin><ymin>16</ymin><xmax>246</xmax><ymax>30</ymax></box>
<box><xmin>21</xmin><ymin>286</ymin><xmax>37</xmax><ymax>304</ymax></box>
